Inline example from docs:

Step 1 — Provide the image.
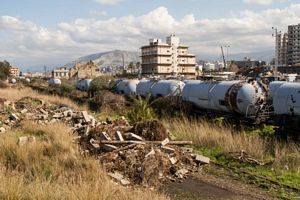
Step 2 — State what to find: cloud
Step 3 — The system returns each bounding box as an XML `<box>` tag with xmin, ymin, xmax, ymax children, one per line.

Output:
<box><xmin>1</xmin><ymin>4</ymin><xmax>300</xmax><ymax>68</ymax></box>
<box><xmin>243</xmin><ymin>0</ymin><xmax>287</xmax><ymax>5</ymax></box>
<box><xmin>94</xmin><ymin>0</ymin><xmax>123</xmax><ymax>5</ymax></box>
<box><xmin>89</xmin><ymin>10</ymin><xmax>108</xmax><ymax>17</ymax></box>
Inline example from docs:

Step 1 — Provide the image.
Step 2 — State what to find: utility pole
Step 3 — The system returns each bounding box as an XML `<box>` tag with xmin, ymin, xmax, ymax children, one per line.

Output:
<box><xmin>224</xmin><ymin>45</ymin><xmax>230</xmax><ymax>69</ymax></box>
<box><xmin>272</xmin><ymin>27</ymin><xmax>281</xmax><ymax>80</ymax></box>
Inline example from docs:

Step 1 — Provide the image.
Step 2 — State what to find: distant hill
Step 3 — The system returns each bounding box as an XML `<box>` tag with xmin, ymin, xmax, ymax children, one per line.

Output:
<box><xmin>226</xmin><ymin>50</ymin><xmax>274</xmax><ymax>62</ymax></box>
<box><xmin>65</xmin><ymin>50</ymin><xmax>140</xmax><ymax>68</ymax></box>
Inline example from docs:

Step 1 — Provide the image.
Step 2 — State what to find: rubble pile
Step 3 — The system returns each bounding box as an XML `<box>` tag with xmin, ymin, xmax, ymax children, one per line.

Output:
<box><xmin>0</xmin><ymin>96</ymin><xmax>210</xmax><ymax>187</ymax></box>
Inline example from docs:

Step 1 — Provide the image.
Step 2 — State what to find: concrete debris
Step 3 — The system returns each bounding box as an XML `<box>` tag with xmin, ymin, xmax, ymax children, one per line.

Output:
<box><xmin>18</xmin><ymin>136</ymin><xmax>36</xmax><ymax>146</ymax></box>
<box><xmin>0</xmin><ymin>96</ymin><xmax>209</xmax><ymax>187</ymax></box>
<box><xmin>195</xmin><ymin>154</ymin><xmax>210</xmax><ymax>164</ymax></box>
<box><xmin>0</xmin><ymin>127</ymin><xmax>5</xmax><ymax>133</ymax></box>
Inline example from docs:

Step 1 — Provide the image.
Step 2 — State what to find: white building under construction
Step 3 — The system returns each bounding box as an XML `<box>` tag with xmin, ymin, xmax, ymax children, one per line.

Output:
<box><xmin>141</xmin><ymin>34</ymin><xmax>196</xmax><ymax>77</ymax></box>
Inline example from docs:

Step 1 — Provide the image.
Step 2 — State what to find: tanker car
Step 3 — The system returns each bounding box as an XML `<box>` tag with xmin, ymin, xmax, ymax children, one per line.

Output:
<box><xmin>48</xmin><ymin>78</ymin><xmax>61</xmax><ymax>86</ymax></box>
<box><xmin>76</xmin><ymin>79</ymin><xmax>92</xmax><ymax>91</ymax></box>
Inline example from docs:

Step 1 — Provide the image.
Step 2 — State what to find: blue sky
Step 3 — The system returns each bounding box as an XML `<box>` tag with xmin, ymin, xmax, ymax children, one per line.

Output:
<box><xmin>0</xmin><ymin>0</ymin><xmax>299</xmax><ymax>70</ymax></box>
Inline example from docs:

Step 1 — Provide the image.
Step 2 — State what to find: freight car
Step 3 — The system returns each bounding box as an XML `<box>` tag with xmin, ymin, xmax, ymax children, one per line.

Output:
<box><xmin>115</xmin><ymin>79</ymin><xmax>140</xmax><ymax>95</ymax></box>
<box><xmin>268</xmin><ymin>81</ymin><xmax>300</xmax><ymax>136</ymax></box>
<box><xmin>136</xmin><ymin>79</ymin><xmax>185</xmax><ymax>97</ymax></box>
<box><xmin>182</xmin><ymin>80</ymin><xmax>267</xmax><ymax>117</ymax></box>
<box><xmin>76</xmin><ymin>79</ymin><xmax>92</xmax><ymax>91</ymax></box>
<box><xmin>48</xmin><ymin>78</ymin><xmax>61</xmax><ymax>86</ymax></box>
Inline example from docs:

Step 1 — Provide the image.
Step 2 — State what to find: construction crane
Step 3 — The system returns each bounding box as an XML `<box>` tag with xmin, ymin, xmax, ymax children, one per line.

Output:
<box><xmin>221</xmin><ymin>46</ymin><xmax>226</xmax><ymax>69</ymax></box>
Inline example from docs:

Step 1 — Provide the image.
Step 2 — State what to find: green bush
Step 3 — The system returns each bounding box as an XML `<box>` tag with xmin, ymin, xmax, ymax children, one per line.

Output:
<box><xmin>127</xmin><ymin>96</ymin><xmax>156</xmax><ymax>123</ymax></box>
<box><xmin>0</xmin><ymin>61</ymin><xmax>11</xmax><ymax>80</ymax></box>
<box><xmin>58</xmin><ymin>82</ymin><xmax>76</xmax><ymax>96</ymax></box>
<box><xmin>90</xmin><ymin>76</ymin><xmax>114</xmax><ymax>95</ymax></box>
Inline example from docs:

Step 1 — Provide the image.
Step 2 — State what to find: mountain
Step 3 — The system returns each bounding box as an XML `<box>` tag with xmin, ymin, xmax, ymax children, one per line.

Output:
<box><xmin>64</xmin><ymin>50</ymin><xmax>140</xmax><ymax>68</ymax></box>
<box><xmin>225</xmin><ymin>50</ymin><xmax>274</xmax><ymax>62</ymax></box>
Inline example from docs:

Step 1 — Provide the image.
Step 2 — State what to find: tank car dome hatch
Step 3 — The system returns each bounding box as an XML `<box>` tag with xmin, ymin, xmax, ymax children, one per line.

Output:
<box><xmin>150</xmin><ymin>80</ymin><xmax>185</xmax><ymax>97</ymax></box>
<box><xmin>115</xmin><ymin>79</ymin><xmax>140</xmax><ymax>95</ymax></box>
<box><xmin>136</xmin><ymin>80</ymin><xmax>156</xmax><ymax>97</ymax></box>
<box><xmin>270</xmin><ymin>82</ymin><xmax>300</xmax><ymax>116</ymax></box>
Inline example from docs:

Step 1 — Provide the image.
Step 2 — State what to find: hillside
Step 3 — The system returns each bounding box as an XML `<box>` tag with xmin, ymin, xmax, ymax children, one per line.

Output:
<box><xmin>65</xmin><ymin>50</ymin><xmax>140</xmax><ymax>68</ymax></box>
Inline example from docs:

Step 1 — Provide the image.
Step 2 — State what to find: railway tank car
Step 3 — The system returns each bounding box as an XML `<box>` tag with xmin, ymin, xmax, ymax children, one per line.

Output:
<box><xmin>76</xmin><ymin>79</ymin><xmax>92</xmax><ymax>91</ymax></box>
<box><xmin>136</xmin><ymin>79</ymin><xmax>185</xmax><ymax>97</ymax></box>
<box><xmin>115</xmin><ymin>79</ymin><xmax>140</xmax><ymax>95</ymax></box>
<box><xmin>182</xmin><ymin>80</ymin><xmax>267</xmax><ymax>117</ymax></box>
<box><xmin>48</xmin><ymin>78</ymin><xmax>61</xmax><ymax>86</ymax></box>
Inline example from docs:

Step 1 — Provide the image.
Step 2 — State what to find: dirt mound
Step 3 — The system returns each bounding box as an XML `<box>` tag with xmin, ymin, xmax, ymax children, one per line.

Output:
<box><xmin>132</xmin><ymin>120</ymin><xmax>169</xmax><ymax>141</ymax></box>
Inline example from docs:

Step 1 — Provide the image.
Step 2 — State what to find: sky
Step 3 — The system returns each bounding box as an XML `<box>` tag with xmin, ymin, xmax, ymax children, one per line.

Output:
<box><xmin>1</xmin><ymin>0</ymin><xmax>300</xmax><ymax>70</ymax></box>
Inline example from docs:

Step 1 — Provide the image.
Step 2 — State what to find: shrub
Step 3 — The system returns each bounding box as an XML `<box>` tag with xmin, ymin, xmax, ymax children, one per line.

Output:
<box><xmin>89</xmin><ymin>90</ymin><xmax>125</xmax><ymax>113</ymax></box>
<box><xmin>0</xmin><ymin>61</ymin><xmax>10</xmax><ymax>80</ymax></box>
<box><xmin>90</xmin><ymin>76</ymin><xmax>114</xmax><ymax>95</ymax></box>
<box><xmin>58</xmin><ymin>81</ymin><xmax>76</xmax><ymax>96</ymax></box>
<box><xmin>127</xmin><ymin>96</ymin><xmax>156</xmax><ymax>123</ymax></box>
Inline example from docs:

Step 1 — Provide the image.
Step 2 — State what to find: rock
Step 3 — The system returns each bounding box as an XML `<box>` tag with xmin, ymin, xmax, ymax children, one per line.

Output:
<box><xmin>40</xmin><ymin>108</ymin><xmax>48</xmax><ymax>115</ymax></box>
<box><xmin>82</xmin><ymin>111</ymin><xmax>91</xmax><ymax>123</ymax></box>
<box><xmin>20</xmin><ymin>109</ymin><xmax>28</xmax><ymax>114</ymax></box>
<box><xmin>18</xmin><ymin>136</ymin><xmax>36</xmax><ymax>146</ymax></box>
<box><xmin>63</xmin><ymin>110</ymin><xmax>72</xmax><ymax>117</ymax></box>
<box><xmin>169</xmin><ymin>157</ymin><xmax>178</xmax><ymax>165</ymax></box>
<box><xmin>108</xmin><ymin>172</ymin><xmax>123</xmax><ymax>181</ymax></box>
<box><xmin>120</xmin><ymin>179</ymin><xmax>131</xmax><ymax>186</ymax></box>
<box><xmin>0</xmin><ymin>127</ymin><xmax>5</xmax><ymax>133</ymax></box>
<box><xmin>195</xmin><ymin>154</ymin><xmax>210</xmax><ymax>164</ymax></box>
<box><xmin>52</xmin><ymin>113</ymin><xmax>63</xmax><ymax>118</ymax></box>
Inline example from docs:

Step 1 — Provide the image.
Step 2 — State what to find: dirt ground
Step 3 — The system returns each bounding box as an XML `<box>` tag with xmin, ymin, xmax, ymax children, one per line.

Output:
<box><xmin>161</xmin><ymin>166</ymin><xmax>276</xmax><ymax>200</ymax></box>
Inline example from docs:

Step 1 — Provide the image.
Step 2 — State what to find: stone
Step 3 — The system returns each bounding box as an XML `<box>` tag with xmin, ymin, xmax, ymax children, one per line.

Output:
<box><xmin>100</xmin><ymin>132</ymin><xmax>111</xmax><ymax>141</ymax></box>
<box><xmin>161</xmin><ymin>138</ymin><xmax>170</xmax><ymax>146</ymax></box>
<box><xmin>161</xmin><ymin>146</ymin><xmax>175</xmax><ymax>154</ymax></box>
<box><xmin>53</xmin><ymin>113</ymin><xmax>63</xmax><ymax>118</ymax></box>
<box><xmin>63</xmin><ymin>110</ymin><xmax>72</xmax><ymax>117</ymax></box>
<box><xmin>40</xmin><ymin>108</ymin><xmax>48</xmax><ymax>115</ymax></box>
<box><xmin>20</xmin><ymin>109</ymin><xmax>28</xmax><ymax>114</ymax></box>
<box><xmin>82</xmin><ymin>111</ymin><xmax>90</xmax><ymax>123</ymax></box>
<box><xmin>108</xmin><ymin>172</ymin><xmax>123</xmax><ymax>181</ymax></box>
<box><xmin>195</xmin><ymin>154</ymin><xmax>210</xmax><ymax>164</ymax></box>
<box><xmin>120</xmin><ymin>179</ymin><xmax>131</xmax><ymax>186</ymax></box>
<box><xmin>169</xmin><ymin>157</ymin><xmax>178</xmax><ymax>165</ymax></box>
<box><xmin>115</xmin><ymin>131</ymin><xmax>124</xmax><ymax>141</ymax></box>
<box><xmin>18</xmin><ymin>136</ymin><xmax>36</xmax><ymax>146</ymax></box>
<box><xmin>0</xmin><ymin>127</ymin><xmax>5</xmax><ymax>133</ymax></box>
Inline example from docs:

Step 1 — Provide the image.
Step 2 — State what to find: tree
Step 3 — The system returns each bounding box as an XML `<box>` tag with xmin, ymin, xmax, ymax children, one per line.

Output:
<box><xmin>0</xmin><ymin>60</ymin><xmax>11</xmax><ymax>80</ymax></box>
<box><xmin>128</xmin><ymin>62</ymin><xmax>135</xmax><ymax>74</ymax></box>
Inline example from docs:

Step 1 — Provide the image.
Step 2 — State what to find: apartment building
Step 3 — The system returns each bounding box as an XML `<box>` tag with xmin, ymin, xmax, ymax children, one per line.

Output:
<box><xmin>52</xmin><ymin>67</ymin><xmax>69</xmax><ymax>79</ymax></box>
<box><xmin>141</xmin><ymin>34</ymin><xmax>196</xmax><ymax>77</ymax></box>
<box><xmin>277</xmin><ymin>33</ymin><xmax>288</xmax><ymax>67</ymax></box>
<box><xmin>287</xmin><ymin>24</ymin><xmax>300</xmax><ymax>66</ymax></box>
<box><xmin>9</xmin><ymin>67</ymin><xmax>20</xmax><ymax>77</ymax></box>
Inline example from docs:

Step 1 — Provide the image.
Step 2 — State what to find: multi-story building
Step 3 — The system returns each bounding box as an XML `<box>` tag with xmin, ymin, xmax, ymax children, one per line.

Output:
<box><xmin>69</xmin><ymin>61</ymin><xmax>101</xmax><ymax>79</ymax></box>
<box><xmin>277</xmin><ymin>33</ymin><xmax>288</xmax><ymax>67</ymax></box>
<box><xmin>141</xmin><ymin>34</ymin><xmax>196</xmax><ymax>77</ymax></box>
<box><xmin>287</xmin><ymin>24</ymin><xmax>300</xmax><ymax>66</ymax></box>
<box><xmin>52</xmin><ymin>67</ymin><xmax>69</xmax><ymax>79</ymax></box>
<box><xmin>9</xmin><ymin>67</ymin><xmax>20</xmax><ymax>77</ymax></box>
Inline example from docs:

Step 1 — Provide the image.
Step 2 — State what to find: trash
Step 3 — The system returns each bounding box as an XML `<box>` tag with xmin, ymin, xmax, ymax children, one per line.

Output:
<box><xmin>161</xmin><ymin>138</ymin><xmax>170</xmax><ymax>146</ymax></box>
<box><xmin>115</xmin><ymin>131</ymin><xmax>124</xmax><ymax>141</ymax></box>
<box><xmin>124</xmin><ymin>132</ymin><xmax>144</xmax><ymax>141</ymax></box>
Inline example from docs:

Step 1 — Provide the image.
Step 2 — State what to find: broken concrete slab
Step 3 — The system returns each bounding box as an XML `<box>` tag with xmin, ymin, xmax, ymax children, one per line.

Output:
<box><xmin>181</xmin><ymin>147</ymin><xmax>193</xmax><ymax>154</ymax></box>
<box><xmin>108</xmin><ymin>172</ymin><xmax>123</xmax><ymax>181</ymax></box>
<box><xmin>120</xmin><ymin>179</ymin><xmax>131</xmax><ymax>186</ymax></box>
<box><xmin>100</xmin><ymin>132</ymin><xmax>112</xmax><ymax>141</ymax></box>
<box><xmin>115</xmin><ymin>131</ymin><xmax>124</xmax><ymax>141</ymax></box>
<box><xmin>145</xmin><ymin>148</ymin><xmax>155</xmax><ymax>158</ymax></box>
<box><xmin>161</xmin><ymin>138</ymin><xmax>170</xmax><ymax>146</ymax></box>
<box><xmin>195</xmin><ymin>154</ymin><xmax>210</xmax><ymax>164</ymax></box>
<box><xmin>82</xmin><ymin>111</ymin><xmax>90</xmax><ymax>123</ymax></box>
<box><xmin>17</xmin><ymin>136</ymin><xmax>36</xmax><ymax>146</ymax></box>
<box><xmin>20</xmin><ymin>109</ymin><xmax>28</xmax><ymax>114</ymax></box>
<box><xmin>169</xmin><ymin>157</ymin><xmax>178</xmax><ymax>165</ymax></box>
<box><xmin>0</xmin><ymin>127</ymin><xmax>5</xmax><ymax>133</ymax></box>
<box><xmin>10</xmin><ymin>113</ymin><xmax>19</xmax><ymax>121</ymax></box>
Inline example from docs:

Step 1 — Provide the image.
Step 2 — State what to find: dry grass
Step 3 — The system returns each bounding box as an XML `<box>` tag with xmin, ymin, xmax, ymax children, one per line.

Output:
<box><xmin>164</xmin><ymin>118</ymin><xmax>268</xmax><ymax>159</ymax></box>
<box><xmin>0</xmin><ymin>87</ymin><xmax>87</xmax><ymax>110</ymax></box>
<box><xmin>0</xmin><ymin>122</ymin><xmax>168</xmax><ymax>200</ymax></box>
